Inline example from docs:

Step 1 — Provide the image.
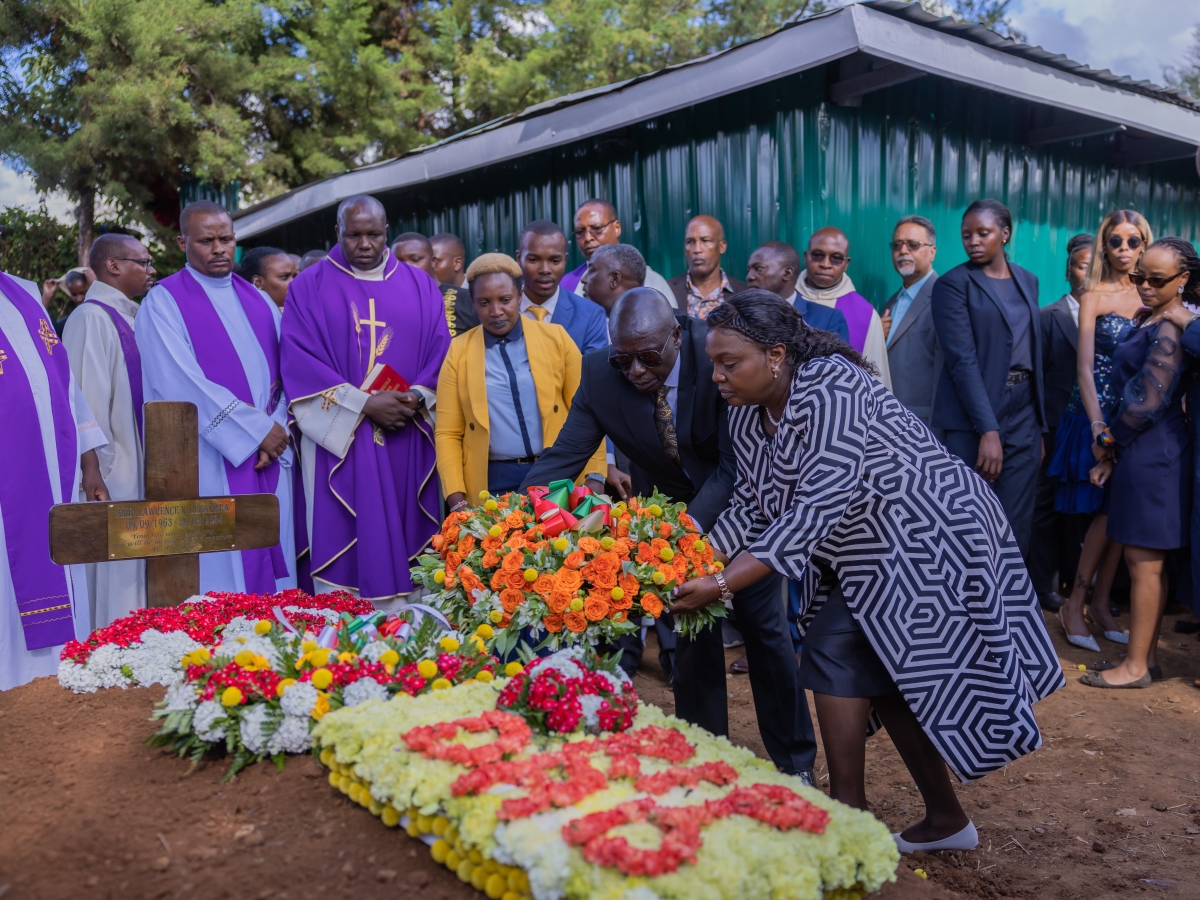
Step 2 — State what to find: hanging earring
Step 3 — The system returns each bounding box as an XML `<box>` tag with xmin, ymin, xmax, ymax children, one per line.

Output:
<box><xmin>772</xmin><ymin>367</ymin><xmax>779</xmax><ymax>379</ymax></box>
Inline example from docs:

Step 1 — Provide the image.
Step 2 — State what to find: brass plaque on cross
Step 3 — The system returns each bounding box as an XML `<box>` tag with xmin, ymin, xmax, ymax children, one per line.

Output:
<box><xmin>106</xmin><ymin>498</ymin><xmax>238</xmax><ymax>560</ymax></box>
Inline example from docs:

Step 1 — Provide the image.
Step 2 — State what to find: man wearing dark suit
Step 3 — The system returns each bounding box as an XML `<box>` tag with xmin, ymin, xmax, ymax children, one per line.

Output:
<box><xmin>391</xmin><ymin>231</ymin><xmax>479</xmax><ymax>335</ymax></box>
<box><xmin>1029</xmin><ymin>234</ymin><xmax>1093</xmax><ymax>611</ymax></box>
<box><xmin>522</xmin><ymin>289</ymin><xmax>817</xmax><ymax>781</ymax></box>
<box><xmin>932</xmin><ymin>205</ymin><xmax>1045</xmax><ymax>558</ymax></box>
<box><xmin>666</xmin><ymin>215</ymin><xmax>749</xmax><ymax>318</ymax></box>
<box><xmin>518</xmin><ymin>220</ymin><xmax>608</xmax><ymax>354</ymax></box>
<box><xmin>745</xmin><ymin>241</ymin><xmax>850</xmax><ymax>342</ymax></box>
<box><xmin>882</xmin><ymin>216</ymin><xmax>941</xmax><ymax>428</ymax></box>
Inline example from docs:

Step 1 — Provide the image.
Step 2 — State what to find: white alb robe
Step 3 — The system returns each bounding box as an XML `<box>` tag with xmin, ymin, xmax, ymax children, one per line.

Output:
<box><xmin>1</xmin><ymin>274</ymin><xmax>107</xmax><ymax>690</ymax></box>
<box><xmin>136</xmin><ymin>265</ymin><xmax>296</xmax><ymax>595</ymax></box>
<box><xmin>63</xmin><ymin>282</ymin><xmax>147</xmax><ymax>627</ymax></box>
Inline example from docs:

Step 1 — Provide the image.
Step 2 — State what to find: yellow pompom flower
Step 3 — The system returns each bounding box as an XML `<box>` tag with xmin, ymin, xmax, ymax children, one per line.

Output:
<box><xmin>194</xmin><ymin>647</ymin><xmax>211</xmax><ymax>663</ymax></box>
<box><xmin>600</xmin><ymin>536</ymin><xmax>615</xmax><ymax>550</ymax></box>
<box><xmin>612</xmin><ymin>502</ymin><xmax>627</xmax><ymax>514</ymax></box>
<box><xmin>479</xmin><ymin>490</ymin><xmax>491</xmax><ymax>501</ymax></box>
<box><xmin>310</xmin><ymin>648</ymin><xmax>331</xmax><ymax>668</ymax></box>
<box><xmin>505</xmin><ymin>661</ymin><xmax>524</xmax><ymax>677</ymax></box>
<box><xmin>439</xmin><ymin>636</ymin><xmax>460</xmax><ymax>652</ymax></box>
<box><xmin>652</xmin><ymin>571</ymin><xmax>667</xmax><ymax>585</ymax></box>
<box><xmin>310</xmin><ymin>668</ymin><xmax>334</xmax><ymax>690</ymax></box>
<box><xmin>417</xmin><ymin>659</ymin><xmax>439</xmax><ymax>679</ymax></box>
<box><xmin>484</xmin><ymin>499</ymin><xmax>499</xmax><ymax>512</ymax></box>
<box><xmin>488</xmin><ymin>609</ymin><xmax>504</xmax><ymax>624</ymax></box>
<box><xmin>475</xmin><ymin>623</ymin><xmax>495</xmax><ymax>639</ymax></box>
<box><xmin>301</xmin><ymin>640</ymin><xmax>317</xmax><ymax>654</ymax></box>
<box><xmin>488</xmin><ymin>525</ymin><xmax>503</xmax><ymax>538</ymax></box>
<box><xmin>646</xmin><ymin>504</ymin><xmax>663</xmax><ymax>517</ymax></box>
<box><xmin>379</xmin><ymin>648</ymin><xmax>399</xmax><ymax>667</ymax></box>
<box><xmin>380</xmin><ymin>805</ymin><xmax>401</xmax><ymax>828</ymax></box>
<box><xmin>610</xmin><ymin>587</ymin><xmax>625</xmax><ymax>600</ymax></box>
<box><xmin>220</xmin><ymin>686</ymin><xmax>243</xmax><ymax>707</ymax></box>
<box><xmin>569</xmin><ymin>597</ymin><xmax>584</xmax><ymax>612</ymax></box>
<box><xmin>276</xmin><ymin>678</ymin><xmax>296</xmax><ymax>698</ymax></box>
<box><xmin>914</xmin><ymin>868</ymin><xmax>928</xmax><ymax>880</ymax></box>
<box><xmin>714</xmin><ymin>560</ymin><xmax>725</xmax><ymax>571</ymax></box>
<box><xmin>253</xmin><ymin>619</ymin><xmax>272</xmax><ymax>635</ymax></box>
<box><xmin>693</xmin><ymin>540</ymin><xmax>706</xmax><ymax>552</ymax></box>
<box><xmin>485</xmin><ymin>873</ymin><xmax>507</xmax><ymax>900</ymax></box>
<box><xmin>431</xmin><ymin>839</ymin><xmax>451</xmax><ymax>863</ymax></box>
<box><xmin>469</xmin><ymin>635</ymin><xmax>486</xmax><ymax>652</ymax></box>
<box><xmin>338</xmin><ymin>651</ymin><xmax>357</xmax><ymax>663</ymax></box>
<box><xmin>552</xmin><ymin>537</ymin><xmax>569</xmax><ymax>552</ymax></box>
<box><xmin>476</xmin><ymin>669</ymin><xmax>494</xmax><ymax>683</ymax></box>
<box><xmin>659</xmin><ymin>547</ymin><xmax>674</xmax><ymax>561</ymax></box>
<box><xmin>434</xmin><ymin>570</ymin><xmax>446</xmax><ymax>584</ymax></box>
<box><xmin>523</xmin><ymin>568</ymin><xmax>538</xmax><ymax>582</ymax></box>
<box><xmin>431</xmin><ymin>677</ymin><xmax>452</xmax><ymax>690</ymax></box>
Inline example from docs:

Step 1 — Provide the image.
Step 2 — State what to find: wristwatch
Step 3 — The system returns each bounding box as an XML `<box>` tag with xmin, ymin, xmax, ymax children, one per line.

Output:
<box><xmin>712</xmin><ymin>571</ymin><xmax>735</xmax><ymax>604</ymax></box>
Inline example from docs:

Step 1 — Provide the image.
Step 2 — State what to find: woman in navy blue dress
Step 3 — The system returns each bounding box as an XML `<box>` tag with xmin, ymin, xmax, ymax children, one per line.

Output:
<box><xmin>1083</xmin><ymin>237</ymin><xmax>1194</xmax><ymax>688</ymax></box>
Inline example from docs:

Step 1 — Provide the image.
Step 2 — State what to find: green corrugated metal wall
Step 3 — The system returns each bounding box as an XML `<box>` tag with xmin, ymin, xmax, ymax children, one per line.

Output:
<box><xmin>364</xmin><ymin>66</ymin><xmax>1198</xmax><ymax>307</ymax></box>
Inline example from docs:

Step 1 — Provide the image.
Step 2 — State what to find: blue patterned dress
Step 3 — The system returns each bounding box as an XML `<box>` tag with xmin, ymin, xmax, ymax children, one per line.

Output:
<box><xmin>1047</xmin><ymin>312</ymin><xmax>1135</xmax><ymax>513</ymax></box>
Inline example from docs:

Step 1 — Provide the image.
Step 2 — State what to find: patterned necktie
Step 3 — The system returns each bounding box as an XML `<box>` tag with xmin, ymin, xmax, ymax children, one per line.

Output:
<box><xmin>527</xmin><ymin>305</ymin><xmax>548</xmax><ymax>322</ymax></box>
<box><xmin>654</xmin><ymin>386</ymin><xmax>682</xmax><ymax>467</ymax></box>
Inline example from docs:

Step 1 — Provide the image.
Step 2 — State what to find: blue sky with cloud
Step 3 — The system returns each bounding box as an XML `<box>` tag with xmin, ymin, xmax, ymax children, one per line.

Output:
<box><xmin>2</xmin><ymin>1</ymin><xmax>1198</xmax><ymax>223</ymax></box>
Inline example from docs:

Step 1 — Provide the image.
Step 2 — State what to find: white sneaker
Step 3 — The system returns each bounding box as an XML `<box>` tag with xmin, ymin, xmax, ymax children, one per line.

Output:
<box><xmin>893</xmin><ymin>821</ymin><xmax>978</xmax><ymax>853</ymax></box>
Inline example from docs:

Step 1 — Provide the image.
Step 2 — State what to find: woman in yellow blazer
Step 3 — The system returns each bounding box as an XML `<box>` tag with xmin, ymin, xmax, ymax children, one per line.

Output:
<box><xmin>436</xmin><ymin>253</ymin><xmax>607</xmax><ymax>510</ymax></box>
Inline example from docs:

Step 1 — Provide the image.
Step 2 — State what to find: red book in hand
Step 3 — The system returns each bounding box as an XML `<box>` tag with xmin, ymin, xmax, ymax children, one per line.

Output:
<box><xmin>361</xmin><ymin>363</ymin><xmax>410</xmax><ymax>393</ymax></box>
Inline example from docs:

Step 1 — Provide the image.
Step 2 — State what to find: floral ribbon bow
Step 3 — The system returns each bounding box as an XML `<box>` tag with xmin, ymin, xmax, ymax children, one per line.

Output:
<box><xmin>527</xmin><ymin>480</ymin><xmax>614</xmax><ymax>537</ymax></box>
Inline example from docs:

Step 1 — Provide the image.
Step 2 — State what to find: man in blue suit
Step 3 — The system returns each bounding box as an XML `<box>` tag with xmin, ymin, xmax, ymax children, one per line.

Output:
<box><xmin>745</xmin><ymin>242</ymin><xmax>849</xmax><ymax>342</ymax></box>
<box><xmin>517</xmin><ymin>220</ymin><xmax>608</xmax><ymax>354</ymax></box>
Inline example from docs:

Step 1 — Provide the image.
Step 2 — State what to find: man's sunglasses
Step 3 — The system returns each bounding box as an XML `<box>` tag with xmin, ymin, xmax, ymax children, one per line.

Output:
<box><xmin>807</xmin><ymin>249</ymin><xmax>849</xmax><ymax>266</ymax></box>
<box><xmin>609</xmin><ymin>332</ymin><xmax>673</xmax><ymax>370</ymax></box>
<box><xmin>888</xmin><ymin>240</ymin><xmax>934</xmax><ymax>252</ymax></box>
<box><xmin>573</xmin><ymin>220</ymin><xmax>616</xmax><ymax>240</ymax></box>
<box><xmin>1129</xmin><ymin>270</ymin><xmax>1187</xmax><ymax>289</ymax></box>
<box><xmin>1107</xmin><ymin>234</ymin><xmax>1143</xmax><ymax>251</ymax></box>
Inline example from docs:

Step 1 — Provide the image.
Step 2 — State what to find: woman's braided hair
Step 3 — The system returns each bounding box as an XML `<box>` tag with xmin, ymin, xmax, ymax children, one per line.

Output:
<box><xmin>705</xmin><ymin>289</ymin><xmax>877</xmax><ymax>375</ymax></box>
<box><xmin>1149</xmin><ymin>236</ymin><xmax>1200</xmax><ymax>303</ymax></box>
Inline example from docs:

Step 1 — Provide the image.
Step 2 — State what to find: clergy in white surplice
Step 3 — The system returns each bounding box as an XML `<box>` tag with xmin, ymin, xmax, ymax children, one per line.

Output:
<box><xmin>136</xmin><ymin>201</ymin><xmax>296</xmax><ymax>595</ymax></box>
<box><xmin>1</xmin><ymin>270</ymin><xmax>110</xmax><ymax>691</ymax></box>
<box><xmin>63</xmin><ymin>234</ymin><xmax>155</xmax><ymax>628</ymax></box>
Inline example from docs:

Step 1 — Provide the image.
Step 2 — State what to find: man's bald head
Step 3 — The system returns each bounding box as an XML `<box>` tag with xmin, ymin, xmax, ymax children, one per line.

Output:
<box><xmin>745</xmin><ymin>241</ymin><xmax>801</xmax><ymax>296</ymax></box>
<box><xmin>807</xmin><ymin>226</ymin><xmax>848</xmax><ymax>252</ymax></box>
<box><xmin>684</xmin><ymin>215</ymin><xmax>727</xmax><ymax>281</ymax></box>
<box><xmin>179</xmin><ymin>200</ymin><xmax>231</xmax><ymax>237</ymax></box>
<box><xmin>430</xmin><ymin>232</ymin><xmax>466</xmax><ymax>285</ymax></box>
<box><xmin>336</xmin><ymin>194</ymin><xmax>386</xmax><ymax>230</ymax></box>
<box><xmin>336</xmin><ymin>195</ymin><xmax>389</xmax><ymax>270</ymax></box>
<box><xmin>392</xmin><ymin>232</ymin><xmax>434</xmax><ymax>276</ymax></box>
<box><xmin>804</xmin><ymin>226</ymin><xmax>852</xmax><ymax>290</ymax></box>
<box><xmin>608</xmin><ymin>288</ymin><xmax>681</xmax><ymax>394</ymax></box>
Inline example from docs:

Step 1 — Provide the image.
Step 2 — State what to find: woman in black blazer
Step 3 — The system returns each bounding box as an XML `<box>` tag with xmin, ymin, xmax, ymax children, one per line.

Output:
<box><xmin>931</xmin><ymin>199</ymin><xmax>1044</xmax><ymax>556</ymax></box>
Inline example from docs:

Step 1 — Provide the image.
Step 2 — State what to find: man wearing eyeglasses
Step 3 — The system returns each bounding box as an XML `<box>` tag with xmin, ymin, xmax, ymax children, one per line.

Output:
<box><xmin>520</xmin><ymin>289</ymin><xmax>818</xmax><ymax>785</ymax></box>
<box><xmin>62</xmin><ymin>233</ymin><xmax>156</xmax><ymax>626</ymax></box>
<box><xmin>881</xmin><ymin>216</ymin><xmax>941</xmax><ymax>427</ymax></box>
<box><xmin>796</xmin><ymin>227</ymin><xmax>891</xmax><ymax>388</ymax></box>
<box><xmin>562</xmin><ymin>200</ymin><xmax>674</xmax><ymax>305</ymax></box>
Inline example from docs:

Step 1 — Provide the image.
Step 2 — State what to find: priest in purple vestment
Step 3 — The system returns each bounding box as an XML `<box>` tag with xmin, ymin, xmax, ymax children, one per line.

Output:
<box><xmin>281</xmin><ymin>195</ymin><xmax>451</xmax><ymax>601</ymax></box>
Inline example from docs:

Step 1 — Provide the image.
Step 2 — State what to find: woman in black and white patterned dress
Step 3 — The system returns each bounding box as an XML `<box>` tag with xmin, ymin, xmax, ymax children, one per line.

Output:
<box><xmin>671</xmin><ymin>290</ymin><xmax>1063</xmax><ymax>853</ymax></box>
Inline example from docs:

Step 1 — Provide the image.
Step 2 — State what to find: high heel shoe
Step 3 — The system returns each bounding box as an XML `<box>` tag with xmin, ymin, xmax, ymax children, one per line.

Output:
<box><xmin>893</xmin><ymin>821</ymin><xmax>979</xmax><ymax>853</ymax></box>
<box><xmin>1103</xmin><ymin>630</ymin><xmax>1129</xmax><ymax>645</ymax></box>
<box><xmin>1058</xmin><ymin>609</ymin><xmax>1099</xmax><ymax>652</ymax></box>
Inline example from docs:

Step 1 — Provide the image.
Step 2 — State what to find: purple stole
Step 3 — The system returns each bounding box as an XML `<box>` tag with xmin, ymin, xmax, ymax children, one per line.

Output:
<box><xmin>560</xmin><ymin>262</ymin><xmax>588</xmax><ymax>295</ymax></box>
<box><xmin>83</xmin><ymin>299</ymin><xmax>144</xmax><ymax>441</ymax></box>
<box><xmin>0</xmin><ymin>271</ymin><xmax>78</xmax><ymax>649</ymax></box>
<box><xmin>158</xmin><ymin>269</ymin><xmax>287</xmax><ymax>593</ymax></box>
<box><xmin>835</xmin><ymin>292</ymin><xmax>875</xmax><ymax>355</ymax></box>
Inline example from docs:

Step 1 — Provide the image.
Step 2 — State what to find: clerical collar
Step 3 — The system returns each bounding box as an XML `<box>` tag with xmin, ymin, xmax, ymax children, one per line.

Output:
<box><xmin>186</xmin><ymin>263</ymin><xmax>232</xmax><ymax>289</ymax></box>
<box><xmin>483</xmin><ymin>316</ymin><xmax>524</xmax><ymax>348</ymax></box>
<box><xmin>84</xmin><ymin>280</ymin><xmax>140</xmax><ymax>318</ymax></box>
<box><xmin>351</xmin><ymin>250</ymin><xmax>391</xmax><ymax>281</ymax></box>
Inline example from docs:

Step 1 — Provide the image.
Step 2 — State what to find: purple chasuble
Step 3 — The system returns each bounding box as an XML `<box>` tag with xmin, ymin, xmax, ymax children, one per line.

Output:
<box><xmin>560</xmin><ymin>262</ymin><xmax>588</xmax><ymax>295</ymax></box>
<box><xmin>280</xmin><ymin>246</ymin><xmax>451</xmax><ymax>600</ymax></box>
<box><xmin>834</xmin><ymin>292</ymin><xmax>875</xmax><ymax>355</ymax></box>
<box><xmin>84</xmin><ymin>299</ymin><xmax>144</xmax><ymax>441</ymax></box>
<box><xmin>0</xmin><ymin>271</ymin><xmax>78</xmax><ymax>649</ymax></box>
<box><xmin>157</xmin><ymin>269</ymin><xmax>288</xmax><ymax>593</ymax></box>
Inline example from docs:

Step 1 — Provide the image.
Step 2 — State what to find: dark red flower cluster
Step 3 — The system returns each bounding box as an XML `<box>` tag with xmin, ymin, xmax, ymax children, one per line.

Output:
<box><xmin>196</xmin><ymin>661</ymin><xmax>283</xmax><ymax>704</ymax></box>
<box><xmin>496</xmin><ymin>660</ymin><xmax>638</xmax><ymax>736</ymax></box>
<box><xmin>401</xmin><ymin>710</ymin><xmax>533</xmax><ymax>766</ymax></box>
<box><xmin>60</xmin><ymin>590</ymin><xmax>371</xmax><ymax>664</ymax></box>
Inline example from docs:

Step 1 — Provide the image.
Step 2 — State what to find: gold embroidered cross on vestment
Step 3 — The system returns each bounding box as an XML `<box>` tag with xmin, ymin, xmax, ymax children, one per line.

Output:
<box><xmin>38</xmin><ymin>319</ymin><xmax>59</xmax><ymax>355</ymax></box>
<box><xmin>0</xmin><ymin>347</ymin><xmax>7</xmax><ymax>374</ymax></box>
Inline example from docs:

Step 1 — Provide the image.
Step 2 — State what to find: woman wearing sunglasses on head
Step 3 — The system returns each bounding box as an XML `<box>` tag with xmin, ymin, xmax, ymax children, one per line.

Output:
<box><xmin>1053</xmin><ymin>210</ymin><xmax>1152</xmax><ymax>653</ymax></box>
<box><xmin>1081</xmin><ymin>237</ymin><xmax>1196</xmax><ymax>688</ymax></box>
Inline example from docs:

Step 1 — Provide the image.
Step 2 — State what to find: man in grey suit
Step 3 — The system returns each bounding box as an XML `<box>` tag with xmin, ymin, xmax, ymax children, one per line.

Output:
<box><xmin>882</xmin><ymin>216</ymin><xmax>940</xmax><ymax>427</ymax></box>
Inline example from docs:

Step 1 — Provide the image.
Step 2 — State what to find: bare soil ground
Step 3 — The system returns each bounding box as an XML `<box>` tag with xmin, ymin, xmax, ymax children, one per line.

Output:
<box><xmin>1</xmin><ymin>610</ymin><xmax>1197</xmax><ymax>900</ymax></box>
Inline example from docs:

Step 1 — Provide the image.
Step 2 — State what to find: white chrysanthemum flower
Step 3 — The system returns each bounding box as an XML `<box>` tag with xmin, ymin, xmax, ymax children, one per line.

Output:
<box><xmin>578</xmin><ymin>693</ymin><xmax>604</xmax><ymax>730</ymax></box>
<box><xmin>83</xmin><ymin>643</ymin><xmax>137</xmax><ymax>689</ymax></box>
<box><xmin>163</xmin><ymin>682</ymin><xmax>200</xmax><ymax>712</ymax></box>
<box><xmin>359</xmin><ymin>641</ymin><xmax>390</xmax><ymax>663</ymax></box>
<box><xmin>283</xmin><ymin>605</ymin><xmax>341</xmax><ymax>624</ymax></box>
<box><xmin>239</xmin><ymin>702</ymin><xmax>276</xmax><ymax>754</ymax></box>
<box><xmin>193</xmin><ymin>700</ymin><xmax>227</xmax><ymax>742</ymax></box>
<box><xmin>494</xmin><ymin>810</ymin><xmax>572</xmax><ymax>900</ymax></box>
<box><xmin>280</xmin><ymin>681</ymin><xmax>319</xmax><ymax>718</ymax></box>
<box><xmin>212</xmin><ymin>630</ymin><xmax>279</xmax><ymax>666</ymax></box>
<box><xmin>267</xmin><ymin>715</ymin><xmax>311</xmax><ymax>754</ymax></box>
<box><xmin>342</xmin><ymin>677</ymin><xmax>388</xmax><ymax>708</ymax></box>
<box><xmin>619</xmin><ymin>888</ymin><xmax>660</xmax><ymax>900</ymax></box>
<box><xmin>57</xmin><ymin>659</ymin><xmax>101</xmax><ymax>693</ymax></box>
<box><xmin>534</xmin><ymin>647</ymin><xmax>586</xmax><ymax>682</ymax></box>
<box><xmin>126</xmin><ymin>629</ymin><xmax>203</xmax><ymax>687</ymax></box>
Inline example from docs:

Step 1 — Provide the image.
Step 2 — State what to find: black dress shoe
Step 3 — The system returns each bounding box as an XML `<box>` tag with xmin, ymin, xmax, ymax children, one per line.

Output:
<box><xmin>1173</xmin><ymin>619</ymin><xmax>1200</xmax><ymax>634</ymax></box>
<box><xmin>1039</xmin><ymin>592</ymin><xmax>1066</xmax><ymax>612</ymax></box>
<box><xmin>729</xmin><ymin>655</ymin><xmax>749</xmax><ymax>675</ymax></box>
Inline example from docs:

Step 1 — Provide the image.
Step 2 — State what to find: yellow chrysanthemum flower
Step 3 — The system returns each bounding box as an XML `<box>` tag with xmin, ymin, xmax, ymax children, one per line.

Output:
<box><xmin>600</xmin><ymin>536</ymin><xmax>615</xmax><ymax>550</ymax></box>
<box><xmin>311</xmin><ymin>668</ymin><xmax>334</xmax><ymax>690</ymax></box>
<box><xmin>523</xmin><ymin>568</ymin><xmax>538</xmax><ymax>582</ymax></box>
<box><xmin>434</xmin><ymin>570</ymin><xmax>446</xmax><ymax>584</ymax></box>
<box><xmin>301</xmin><ymin>640</ymin><xmax>317</xmax><ymax>654</ymax></box>
<box><xmin>552</xmin><ymin>537</ymin><xmax>569</xmax><ymax>552</ymax></box>
<box><xmin>569</xmin><ymin>597</ymin><xmax>584</xmax><ymax>612</ymax></box>
<box><xmin>659</xmin><ymin>547</ymin><xmax>674</xmax><ymax>561</ymax></box>
<box><xmin>484</xmin><ymin>499</ymin><xmax>499</xmax><ymax>512</ymax></box>
<box><xmin>475</xmin><ymin>623</ymin><xmax>495</xmax><ymax>639</ymax></box>
<box><xmin>476</xmin><ymin>669</ymin><xmax>494</xmax><ymax>683</ymax></box>
<box><xmin>489</xmin><ymin>525</ymin><xmax>503</xmax><ymax>538</ymax></box>
<box><xmin>646</xmin><ymin>504</ymin><xmax>663</xmax><ymax>517</ymax></box>
<box><xmin>652</xmin><ymin>571</ymin><xmax>667</xmax><ymax>585</ymax></box>
<box><xmin>439</xmin><ymin>636</ymin><xmax>460</xmax><ymax>652</ymax></box>
<box><xmin>220</xmin><ymin>686</ymin><xmax>243</xmax><ymax>707</ymax></box>
<box><xmin>431</xmin><ymin>678</ymin><xmax>452</xmax><ymax>690</ymax></box>
<box><xmin>253</xmin><ymin>619</ymin><xmax>272</xmax><ymax>635</ymax></box>
<box><xmin>417</xmin><ymin>659</ymin><xmax>439</xmax><ymax>679</ymax></box>
<box><xmin>478</xmin><ymin>490</ymin><xmax>491</xmax><ymax>501</ymax></box>
<box><xmin>379</xmin><ymin>648</ymin><xmax>400</xmax><ymax>667</ymax></box>
<box><xmin>504</xmin><ymin>662</ymin><xmax>524</xmax><ymax>677</ymax></box>
<box><xmin>610</xmin><ymin>587</ymin><xmax>624</xmax><ymax>600</ymax></box>
<box><xmin>488</xmin><ymin>609</ymin><xmax>504</xmax><ymax>624</ymax></box>
<box><xmin>337</xmin><ymin>651</ymin><xmax>357</xmax><ymax>664</ymax></box>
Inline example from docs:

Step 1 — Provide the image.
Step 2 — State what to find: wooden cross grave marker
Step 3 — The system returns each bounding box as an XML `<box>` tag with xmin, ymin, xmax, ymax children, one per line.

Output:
<box><xmin>48</xmin><ymin>401</ymin><xmax>280</xmax><ymax>607</ymax></box>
